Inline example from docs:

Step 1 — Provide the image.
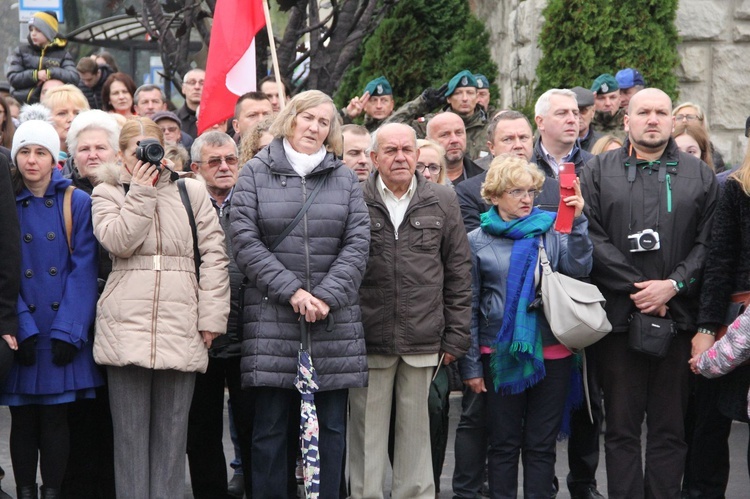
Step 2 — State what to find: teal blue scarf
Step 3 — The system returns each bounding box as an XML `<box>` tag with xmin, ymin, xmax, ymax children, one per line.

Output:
<box><xmin>480</xmin><ymin>206</ymin><xmax>556</xmax><ymax>394</ymax></box>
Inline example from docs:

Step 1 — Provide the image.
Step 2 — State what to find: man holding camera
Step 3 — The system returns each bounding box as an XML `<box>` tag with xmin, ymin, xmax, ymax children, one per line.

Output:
<box><xmin>580</xmin><ymin>88</ymin><xmax>719</xmax><ymax>499</ymax></box>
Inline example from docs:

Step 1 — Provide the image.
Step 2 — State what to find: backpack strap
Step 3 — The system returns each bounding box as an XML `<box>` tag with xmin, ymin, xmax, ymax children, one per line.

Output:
<box><xmin>176</xmin><ymin>179</ymin><xmax>201</xmax><ymax>282</ymax></box>
<box><xmin>63</xmin><ymin>185</ymin><xmax>75</xmax><ymax>254</ymax></box>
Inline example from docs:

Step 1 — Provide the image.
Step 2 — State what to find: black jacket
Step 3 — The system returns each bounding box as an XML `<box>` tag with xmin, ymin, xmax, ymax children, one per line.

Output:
<box><xmin>7</xmin><ymin>38</ymin><xmax>79</xmax><ymax>104</ymax></box>
<box><xmin>697</xmin><ymin>178</ymin><xmax>750</xmax><ymax>326</ymax></box>
<box><xmin>177</xmin><ymin>104</ymin><xmax>198</xmax><ymax>139</ymax></box>
<box><xmin>456</xmin><ymin>171</ymin><xmax>561</xmax><ymax>233</ymax></box>
<box><xmin>533</xmin><ymin>138</ymin><xmax>593</xmax><ymax>178</ymax></box>
<box><xmin>0</xmin><ymin>155</ymin><xmax>20</xmax><ymax>337</ymax></box>
<box><xmin>451</xmin><ymin>156</ymin><xmax>485</xmax><ymax>187</ymax></box>
<box><xmin>77</xmin><ymin>64</ymin><xmax>113</xmax><ymax>110</ymax></box>
<box><xmin>581</xmin><ymin>138</ymin><xmax>719</xmax><ymax>332</ymax></box>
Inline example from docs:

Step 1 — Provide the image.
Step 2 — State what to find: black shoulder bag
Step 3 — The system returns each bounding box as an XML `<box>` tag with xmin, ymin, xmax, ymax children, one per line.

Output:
<box><xmin>176</xmin><ymin>179</ymin><xmax>201</xmax><ymax>282</ymax></box>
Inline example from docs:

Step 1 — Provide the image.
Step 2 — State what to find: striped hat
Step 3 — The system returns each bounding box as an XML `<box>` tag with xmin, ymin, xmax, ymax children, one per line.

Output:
<box><xmin>28</xmin><ymin>11</ymin><xmax>59</xmax><ymax>43</ymax></box>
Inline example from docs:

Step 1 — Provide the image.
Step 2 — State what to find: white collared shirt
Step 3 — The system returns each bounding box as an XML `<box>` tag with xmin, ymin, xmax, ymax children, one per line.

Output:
<box><xmin>539</xmin><ymin>141</ymin><xmax>575</xmax><ymax>176</ymax></box>
<box><xmin>377</xmin><ymin>174</ymin><xmax>417</xmax><ymax>240</ymax></box>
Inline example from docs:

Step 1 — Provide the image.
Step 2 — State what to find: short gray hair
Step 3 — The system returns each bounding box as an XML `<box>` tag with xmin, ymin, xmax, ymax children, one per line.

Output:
<box><xmin>134</xmin><ymin>84</ymin><xmax>166</xmax><ymax>105</ymax></box>
<box><xmin>67</xmin><ymin>109</ymin><xmax>120</xmax><ymax>156</ymax></box>
<box><xmin>191</xmin><ymin>131</ymin><xmax>237</xmax><ymax>163</ymax></box>
<box><xmin>535</xmin><ymin>88</ymin><xmax>577</xmax><ymax>118</ymax></box>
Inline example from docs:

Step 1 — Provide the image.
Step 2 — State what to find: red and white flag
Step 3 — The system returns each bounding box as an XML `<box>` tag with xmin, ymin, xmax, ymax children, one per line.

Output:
<box><xmin>198</xmin><ymin>0</ymin><xmax>266</xmax><ymax>135</ymax></box>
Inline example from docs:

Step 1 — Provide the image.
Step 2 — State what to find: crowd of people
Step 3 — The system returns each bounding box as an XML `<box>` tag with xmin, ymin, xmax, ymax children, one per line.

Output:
<box><xmin>0</xmin><ymin>8</ymin><xmax>749</xmax><ymax>499</ymax></box>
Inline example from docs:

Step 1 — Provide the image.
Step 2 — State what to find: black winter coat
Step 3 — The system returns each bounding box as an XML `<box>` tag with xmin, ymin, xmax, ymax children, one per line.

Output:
<box><xmin>77</xmin><ymin>64</ymin><xmax>113</xmax><ymax>110</ymax></box>
<box><xmin>7</xmin><ymin>38</ymin><xmax>79</xmax><ymax>104</ymax></box>
<box><xmin>230</xmin><ymin>138</ymin><xmax>370</xmax><ymax>391</ymax></box>
<box><xmin>698</xmin><ymin>178</ymin><xmax>750</xmax><ymax>326</ymax></box>
<box><xmin>0</xmin><ymin>155</ymin><xmax>20</xmax><ymax>336</ymax></box>
<box><xmin>581</xmin><ymin>138</ymin><xmax>719</xmax><ymax>332</ymax></box>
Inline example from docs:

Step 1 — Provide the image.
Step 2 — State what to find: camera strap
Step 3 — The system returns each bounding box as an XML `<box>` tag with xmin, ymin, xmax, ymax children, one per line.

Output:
<box><xmin>625</xmin><ymin>150</ymin><xmax>667</xmax><ymax>234</ymax></box>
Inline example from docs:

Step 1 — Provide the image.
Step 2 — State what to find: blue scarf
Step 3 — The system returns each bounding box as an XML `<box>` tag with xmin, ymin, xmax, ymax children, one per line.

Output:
<box><xmin>480</xmin><ymin>206</ymin><xmax>556</xmax><ymax>394</ymax></box>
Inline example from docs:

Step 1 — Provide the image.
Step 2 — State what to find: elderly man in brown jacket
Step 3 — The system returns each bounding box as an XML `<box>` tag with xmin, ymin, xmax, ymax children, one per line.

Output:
<box><xmin>348</xmin><ymin>123</ymin><xmax>472</xmax><ymax>498</ymax></box>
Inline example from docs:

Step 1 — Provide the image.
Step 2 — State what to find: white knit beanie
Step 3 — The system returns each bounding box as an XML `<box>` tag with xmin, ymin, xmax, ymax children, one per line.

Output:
<box><xmin>12</xmin><ymin>120</ymin><xmax>61</xmax><ymax>164</ymax></box>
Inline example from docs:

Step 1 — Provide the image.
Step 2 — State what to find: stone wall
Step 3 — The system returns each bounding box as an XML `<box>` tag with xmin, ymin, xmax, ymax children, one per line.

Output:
<box><xmin>473</xmin><ymin>0</ymin><xmax>750</xmax><ymax>165</ymax></box>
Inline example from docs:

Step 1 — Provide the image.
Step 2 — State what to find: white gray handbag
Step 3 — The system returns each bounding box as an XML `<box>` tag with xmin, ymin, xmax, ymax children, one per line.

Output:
<box><xmin>539</xmin><ymin>241</ymin><xmax>612</xmax><ymax>352</ymax></box>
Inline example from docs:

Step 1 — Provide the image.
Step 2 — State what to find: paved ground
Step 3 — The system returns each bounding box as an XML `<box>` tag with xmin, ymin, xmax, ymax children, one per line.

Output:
<box><xmin>0</xmin><ymin>393</ymin><xmax>747</xmax><ymax>498</ymax></box>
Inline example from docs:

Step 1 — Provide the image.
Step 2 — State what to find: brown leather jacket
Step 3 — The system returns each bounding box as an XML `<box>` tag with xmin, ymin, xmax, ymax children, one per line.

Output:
<box><xmin>359</xmin><ymin>172</ymin><xmax>472</xmax><ymax>358</ymax></box>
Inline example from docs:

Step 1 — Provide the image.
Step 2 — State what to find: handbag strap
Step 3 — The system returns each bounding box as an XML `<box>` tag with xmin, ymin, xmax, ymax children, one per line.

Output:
<box><xmin>176</xmin><ymin>179</ymin><xmax>201</xmax><ymax>282</ymax></box>
<box><xmin>268</xmin><ymin>173</ymin><xmax>329</xmax><ymax>252</ymax></box>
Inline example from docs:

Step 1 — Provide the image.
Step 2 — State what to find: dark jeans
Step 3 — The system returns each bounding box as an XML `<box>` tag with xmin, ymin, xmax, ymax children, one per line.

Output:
<box><xmin>252</xmin><ymin>386</ymin><xmax>348</xmax><ymax>499</ymax></box>
<box><xmin>187</xmin><ymin>356</ymin><xmax>254</xmax><ymax>499</ymax></box>
<box><xmin>452</xmin><ymin>384</ymin><xmax>488</xmax><ymax>499</ymax></box>
<box><xmin>566</xmin><ymin>349</ymin><xmax>603</xmax><ymax>494</ymax></box>
<box><xmin>483</xmin><ymin>354</ymin><xmax>573</xmax><ymax>499</ymax></box>
<box><xmin>594</xmin><ymin>332</ymin><xmax>691</xmax><ymax>499</ymax></box>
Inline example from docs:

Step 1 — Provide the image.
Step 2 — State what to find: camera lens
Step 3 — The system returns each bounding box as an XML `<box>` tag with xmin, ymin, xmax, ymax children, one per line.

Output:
<box><xmin>639</xmin><ymin>232</ymin><xmax>657</xmax><ymax>250</ymax></box>
<box><xmin>136</xmin><ymin>139</ymin><xmax>164</xmax><ymax>166</ymax></box>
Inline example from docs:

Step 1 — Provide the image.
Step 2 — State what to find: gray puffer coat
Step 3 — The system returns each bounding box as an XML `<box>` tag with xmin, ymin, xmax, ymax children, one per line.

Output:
<box><xmin>230</xmin><ymin>138</ymin><xmax>370</xmax><ymax>391</ymax></box>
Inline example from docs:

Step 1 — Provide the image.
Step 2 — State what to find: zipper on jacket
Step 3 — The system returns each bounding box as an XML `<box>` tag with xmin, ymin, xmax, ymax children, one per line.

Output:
<box><xmin>151</xmin><ymin>210</ymin><xmax>162</xmax><ymax>368</ymax></box>
<box><xmin>666</xmin><ymin>174</ymin><xmax>672</xmax><ymax>213</ymax></box>
<box><xmin>301</xmin><ymin>178</ymin><xmax>312</xmax><ymax>293</ymax></box>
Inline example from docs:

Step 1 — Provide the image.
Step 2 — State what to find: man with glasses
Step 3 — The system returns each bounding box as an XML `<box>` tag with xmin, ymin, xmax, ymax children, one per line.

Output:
<box><xmin>178</xmin><ymin>68</ymin><xmax>206</xmax><ymax>138</ymax></box>
<box><xmin>186</xmin><ymin>131</ymin><xmax>252</xmax><ymax>498</ymax></box>
<box><xmin>425</xmin><ymin>112</ymin><xmax>483</xmax><ymax>186</ymax></box>
<box><xmin>152</xmin><ymin>110</ymin><xmax>194</xmax><ymax>151</ymax></box>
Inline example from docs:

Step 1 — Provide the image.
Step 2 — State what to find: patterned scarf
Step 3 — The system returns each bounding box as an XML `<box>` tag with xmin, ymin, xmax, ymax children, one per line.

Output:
<box><xmin>480</xmin><ymin>206</ymin><xmax>556</xmax><ymax>394</ymax></box>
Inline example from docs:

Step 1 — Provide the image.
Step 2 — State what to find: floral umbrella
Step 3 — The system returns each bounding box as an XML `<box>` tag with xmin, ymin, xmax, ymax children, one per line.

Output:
<box><xmin>294</xmin><ymin>318</ymin><xmax>320</xmax><ymax>498</ymax></box>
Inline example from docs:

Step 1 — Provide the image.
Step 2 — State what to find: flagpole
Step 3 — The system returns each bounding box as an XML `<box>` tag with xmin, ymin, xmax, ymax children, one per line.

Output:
<box><xmin>262</xmin><ymin>0</ymin><xmax>286</xmax><ymax>110</ymax></box>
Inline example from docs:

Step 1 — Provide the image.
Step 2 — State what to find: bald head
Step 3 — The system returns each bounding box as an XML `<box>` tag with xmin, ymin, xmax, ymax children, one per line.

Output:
<box><xmin>624</xmin><ymin>88</ymin><xmax>675</xmax><ymax>159</ymax></box>
<box><xmin>426</xmin><ymin>112</ymin><xmax>467</xmax><ymax>166</ymax></box>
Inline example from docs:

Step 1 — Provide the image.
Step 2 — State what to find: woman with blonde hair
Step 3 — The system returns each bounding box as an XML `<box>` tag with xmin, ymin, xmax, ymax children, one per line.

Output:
<box><xmin>41</xmin><ymin>84</ymin><xmax>90</xmax><ymax>170</ymax></box>
<box><xmin>91</xmin><ymin>117</ymin><xmax>229</xmax><ymax>498</ymax></box>
<box><xmin>463</xmin><ymin>155</ymin><xmax>592</xmax><ymax>498</ymax></box>
<box><xmin>230</xmin><ymin>90</ymin><xmax>369</xmax><ymax>496</ymax></box>
<box><xmin>590</xmin><ymin>134</ymin><xmax>623</xmax><ymax>155</ymax></box>
<box><xmin>417</xmin><ymin>139</ymin><xmax>449</xmax><ymax>185</ymax></box>
<box><xmin>238</xmin><ymin>117</ymin><xmax>274</xmax><ymax>164</ymax></box>
<box><xmin>673</xmin><ymin>102</ymin><xmax>725</xmax><ymax>172</ymax></box>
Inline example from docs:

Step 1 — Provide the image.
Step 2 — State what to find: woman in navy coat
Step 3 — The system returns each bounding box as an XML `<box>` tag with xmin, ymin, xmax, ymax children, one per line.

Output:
<box><xmin>0</xmin><ymin>119</ymin><xmax>102</xmax><ymax>499</ymax></box>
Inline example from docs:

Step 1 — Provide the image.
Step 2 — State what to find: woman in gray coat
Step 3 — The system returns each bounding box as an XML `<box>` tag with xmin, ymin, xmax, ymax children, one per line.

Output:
<box><xmin>230</xmin><ymin>89</ymin><xmax>370</xmax><ymax>497</ymax></box>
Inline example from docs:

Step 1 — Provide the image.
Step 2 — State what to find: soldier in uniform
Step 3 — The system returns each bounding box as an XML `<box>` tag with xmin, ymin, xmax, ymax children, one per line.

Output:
<box><xmin>340</xmin><ymin>76</ymin><xmax>395</xmax><ymax>132</ymax></box>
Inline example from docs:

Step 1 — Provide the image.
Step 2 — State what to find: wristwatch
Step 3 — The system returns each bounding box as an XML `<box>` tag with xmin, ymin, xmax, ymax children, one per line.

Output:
<box><xmin>669</xmin><ymin>279</ymin><xmax>680</xmax><ymax>294</ymax></box>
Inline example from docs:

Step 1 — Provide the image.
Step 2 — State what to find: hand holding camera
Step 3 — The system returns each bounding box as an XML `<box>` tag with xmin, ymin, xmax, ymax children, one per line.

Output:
<box><xmin>131</xmin><ymin>139</ymin><xmax>165</xmax><ymax>187</ymax></box>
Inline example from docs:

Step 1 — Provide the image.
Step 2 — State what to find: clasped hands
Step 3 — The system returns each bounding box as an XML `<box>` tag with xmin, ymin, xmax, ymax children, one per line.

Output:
<box><xmin>290</xmin><ymin>288</ymin><xmax>330</xmax><ymax>323</ymax></box>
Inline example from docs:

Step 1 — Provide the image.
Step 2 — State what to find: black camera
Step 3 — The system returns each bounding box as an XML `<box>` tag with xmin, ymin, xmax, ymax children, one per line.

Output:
<box><xmin>628</xmin><ymin>229</ymin><xmax>661</xmax><ymax>252</ymax></box>
<box><xmin>135</xmin><ymin>139</ymin><xmax>164</xmax><ymax>168</ymax></box>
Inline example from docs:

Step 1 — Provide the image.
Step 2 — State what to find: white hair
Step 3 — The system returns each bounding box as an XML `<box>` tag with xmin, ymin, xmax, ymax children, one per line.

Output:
<box><xmin>535</xmin><ymin>88</ymin><xmax>578</xmax><ymax>118</ymax></box>
<box><xmin>67</xmin><ymin>110</ymin><xmax>120</xmax><ymax>156</ymax></box>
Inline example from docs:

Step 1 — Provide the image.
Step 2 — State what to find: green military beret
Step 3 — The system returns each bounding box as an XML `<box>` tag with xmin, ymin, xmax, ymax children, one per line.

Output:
<box><xmin>590</xmin><ymin>74</ymin><xmax>619</xmax><ymax>95</ymax></box>
<box><xmin>474</xmin><ymin>74</ymin><xmax>490</xmax><ymax>90</ymax></box>
<box><xmin>446</xmin><ymin>70</ymin><xmax>477</xmax><ymax>96</ymax></box>
<box><xmin>364</xmin><ymin>76</ymin><xmax>392</xmax><ymax>96</ymax></box>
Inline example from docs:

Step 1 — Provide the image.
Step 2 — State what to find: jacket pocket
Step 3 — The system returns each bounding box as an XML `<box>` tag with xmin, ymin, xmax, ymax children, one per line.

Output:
<box><xmin>409</xmin><ymin>216</ymin><xmax>443</xmax><ymax>253</ymax></box>
<box><xmin>369</xmin><ymin>217</ymin><xmax>386</xmax><ymax>256</ymax></box>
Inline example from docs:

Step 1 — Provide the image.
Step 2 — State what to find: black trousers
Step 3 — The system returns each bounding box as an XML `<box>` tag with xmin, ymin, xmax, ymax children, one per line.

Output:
<box><xmin>566</xmin><ymin>349</ymin><xmax>603</xmax><ymax>494</ymax></box>
<box><xmin>61</xmin><ymin>383</ymin><xmax>116</xmax><ymax>498</ymax></box>
<box><xmin>186</xmin><ymin>356</ymin><xmax>254</xmax><ymax>499</ymax></box>
<box><xmin>10</xmin><ymin>404</ymin><xmax>70</xmax><ymax>489</ymax></box>
<box><xmin>595</xmin><ymin>332</ymin><xmax>691</xmax><ymax>499</ymax></box>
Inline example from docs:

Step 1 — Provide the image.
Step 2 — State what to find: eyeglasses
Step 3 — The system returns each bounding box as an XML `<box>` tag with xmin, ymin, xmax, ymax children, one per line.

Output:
<box><xmin>196</xmin><ymin>156</ymin><xmax>239</xmax><ymax>168</ymax></box>
<box><xmin>416</xmin><ymin>162</ymin><xmax>441</xmax><ymax>175</ymax></box>
<box><xmin>505</xmin><ymin>189</ymin><xmax>539</xmax><ymax>199</ymax></box>
<box><xmin>674</xmin><ymin>114</ymin><xmax>701</xmax><ymax>122</ymax></box>
<box><xmin>160</xmin><ymin>126</ymin><xmax>180</xmax><ymax>134</ymax></box>
<box><xmin>184</xmin><ymin>80</ymin><xmax>205</xmax><ymax>87</ymax></box>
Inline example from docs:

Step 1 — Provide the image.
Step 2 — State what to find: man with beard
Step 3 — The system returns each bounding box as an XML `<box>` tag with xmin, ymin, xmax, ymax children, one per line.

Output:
<box><xmin>425</xmin><ymin>112</ymin><xmax>484</xmax><ymax>186</ymax></box>
<box><xmin>580</xmin><ymin>88</ymin><xmax>719</xmax><ymax>499</ymax></box>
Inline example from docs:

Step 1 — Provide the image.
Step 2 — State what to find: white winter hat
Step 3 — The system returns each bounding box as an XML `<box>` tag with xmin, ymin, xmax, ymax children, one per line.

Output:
<box><xmin>11</xmin><ymin>120</ymin><xmax>61</xmax><ymax>164</ymax></box>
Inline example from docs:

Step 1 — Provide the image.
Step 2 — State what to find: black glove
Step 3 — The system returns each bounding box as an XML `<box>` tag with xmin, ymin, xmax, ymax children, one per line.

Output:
<box><xmin>51</xmin><ymin>339</ymin><xmax>78</xmax><ymax>366</ymax></box>
<box><xmin>16</xmin><ymin>337</ymin><xmax>36</xmax><ymax>366</ymax></box>
<box><xmin>421</xmin><ymin>83</ymin><xmax>449</xmax><ymax>110</ymax></box>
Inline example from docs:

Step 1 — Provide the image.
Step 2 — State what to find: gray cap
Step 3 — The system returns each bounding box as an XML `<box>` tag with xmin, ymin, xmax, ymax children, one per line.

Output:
<box><xmin>151</xmin><ymin>110</ymin><xmax>181</xmax><ymax>127</ymax></box>
<box><xmin>571</xmin><ymin>86</ymin><xmax>595</xmax><ymax>108</ymax></box>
